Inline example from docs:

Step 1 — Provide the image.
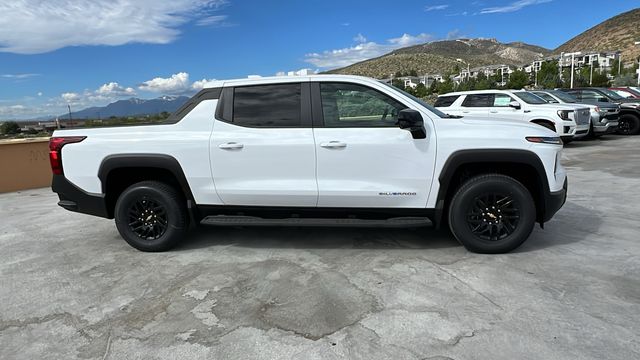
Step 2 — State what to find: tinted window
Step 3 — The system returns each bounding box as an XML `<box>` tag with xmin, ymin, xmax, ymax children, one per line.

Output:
<box><xmin>461</xmin><ymin>94</ymin><xmax>492</xmax><ymax>107</ymax></box>
<box><xmin>493</xmin><ymin>93</ymin><xmax>515</xmax><ymax>107</ymax></box>
<box><xmin>513</xmin><ymin>92</ymin><xmax>547</xmax><ymax>104</ymax></box>
<box><xmin>320</xmin><ymin>83</ymin><xmax>406</xmax><ymax>127</ymax></box>
<box><xmin>532</xmin><ymin>92</ymin><xmax>558</xmax><ymax>103</ymax></box>
<box><xmin>577</xmin><ymin>90</ymin><xmax>601</xmax><ymax>101</ymax></box>
<box><xmin>434</xmin><ymin>95</ymin><xmax>460</xmax><ymax>107</ymax></box>
<box><xmin>233</xmin><ymin>84</ymin><xmax>301</xmax><ymax>127</ymax></box>
<box><xmin>550</xmin><ymin>91</ymin><xmax>577</xmax><ymax>103</ymax></box>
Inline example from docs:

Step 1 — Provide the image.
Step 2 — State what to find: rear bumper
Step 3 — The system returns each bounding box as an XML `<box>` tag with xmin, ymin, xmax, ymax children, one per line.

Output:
<box><xmin>52</xmin><ymin>175</ymin><xmax>111</xmax><ymax>218</ymax></box>
<box><xmin>542</xmin><ymin>178</ymin><xmax>567</xmax><ymax>223</ymax></box>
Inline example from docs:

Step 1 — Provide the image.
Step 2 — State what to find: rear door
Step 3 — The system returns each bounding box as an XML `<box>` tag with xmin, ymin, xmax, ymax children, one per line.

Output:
<box><xmin>459</xmin><ymin>94</ymin><xmax>492</xmax><ymax>117</ymax></box>
<box><xmin>209</xmin><ymin>82</ymin><xmax>318</xmax><ymax>206</ymax></box>
<box><xmin>312</xmin><ymin>81</ymin><xmax>436</xmax><ymax>208</ymax></box>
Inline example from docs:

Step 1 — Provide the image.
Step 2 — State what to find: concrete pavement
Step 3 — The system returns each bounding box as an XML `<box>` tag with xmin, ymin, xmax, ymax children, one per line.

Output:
<box><xmin>1</xmin><ymin>135</ymin><xmax>639</xmax><ymax>360</ymax></box>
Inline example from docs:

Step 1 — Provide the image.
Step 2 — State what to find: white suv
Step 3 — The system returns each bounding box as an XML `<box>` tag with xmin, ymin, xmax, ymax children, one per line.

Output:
<box><xmin>434</xmin><ymin>89</ymin><xmax>591</xmax><ymax>142</ymax></box>
<box><xmin>50</xmin><ymin>75</ymin><xmax>567</xmax><ymax>254</ymax></box>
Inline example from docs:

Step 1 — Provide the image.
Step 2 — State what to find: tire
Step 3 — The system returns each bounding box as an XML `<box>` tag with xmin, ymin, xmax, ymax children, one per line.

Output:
<box><xmin>617</xmin><ymin>114</ymin><xmax>640</xmax><ymax>135</ymax></box>
<box><xmin>447</xmin><ymin>174</ymin><xmax>536</xmax><ymax>254</ymax></box>
<box><xmin>114</xmin><ymin>181</ymin><xmax>188</xmax><ymax>252</ymax></box>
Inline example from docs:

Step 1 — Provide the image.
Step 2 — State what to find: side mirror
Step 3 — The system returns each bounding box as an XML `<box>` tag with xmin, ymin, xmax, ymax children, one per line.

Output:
<box><xmin>508</xmin><ymin>101</ymin><xmax>521</xmax><ymax>109</ymax></box>
<box><xmin>397</xmin><ymin>109</ymin><xmax>426</xmax><ymax>139</ymax></box>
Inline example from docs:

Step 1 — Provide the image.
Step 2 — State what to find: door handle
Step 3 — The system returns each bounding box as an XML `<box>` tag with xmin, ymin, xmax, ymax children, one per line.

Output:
<box><xmin>462</xmin><ymin>110</ymin><xmax>470</xmax><ymax>113</ymax></box>
<box><xmin>489</xmin><ymin>110</ymin><xmax>498</xmax><ymax>113</ymax></box>
<box><xmin>320</xmin><ymin>141</ymin><xmax>347</xmax><ymax>149</ymax></box>
<box><xmin>218</xmin><ymin>142</ymin><xmax>244</xmax><ymax>150</ymax></box>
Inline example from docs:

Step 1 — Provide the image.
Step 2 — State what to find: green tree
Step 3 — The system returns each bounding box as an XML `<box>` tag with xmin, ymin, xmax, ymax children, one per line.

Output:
<box><xmin>0</xmin><ymin>121</ymin><xmax>20</xmax><ymax>135</ymax></box>
<box><xmin>414</xmin><ymin>83</ymin><xmax>428</xmax><ymax>98</ymax></box>
<box><xmin>536</xmin><ymin>61</ymin><xmax>562</xmax><ymax>89</ymax></box>
<box><xmin>506</xmin><ymin>70</ymin><xmax>530</xmax><ymax>89</ymax></box>
<box><xmin>391</xmin><ymin>79</ymin><xmax>405</xmax><ymax>90</ymax></box>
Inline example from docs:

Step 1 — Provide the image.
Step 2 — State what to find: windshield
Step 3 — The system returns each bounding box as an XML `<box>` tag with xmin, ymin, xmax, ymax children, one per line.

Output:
<box><xmin>550</xmin><ymin>91</ymin><xmax>578</xmax><ymax>103</ymax></box>
<box><xmin>599</xmin><ymin>88</ymin><xmax>625</xmax><ymax>100</ymax></box>
<box><xmin>513</xmin><ymin>91</ymin><xmax>548</xmax><ymax>104</ymax></box>
<box><xmin>533</xmin><ymin>92</ymin><xmax>559</xmax><ymax>103</ymax></box>
<box><xmin>379</xmin><ymin>82</ymin><xmax>448</xmax><ymax>118</ymax></box>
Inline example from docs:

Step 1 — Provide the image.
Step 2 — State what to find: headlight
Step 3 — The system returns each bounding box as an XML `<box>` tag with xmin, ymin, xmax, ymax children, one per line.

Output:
<box><xmin>526</xmin><ymin>136</ymin><xmax>563</xmax><ymax>145</ymax></box>
<box><xmin>557</xmin><ymin>110</ymin><xmax>571</xmax><ymax>120</ymax></box>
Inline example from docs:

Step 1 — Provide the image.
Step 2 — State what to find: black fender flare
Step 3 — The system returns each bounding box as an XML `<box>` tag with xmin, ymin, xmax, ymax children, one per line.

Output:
<box><xmin>98</xmin><ymin>154</ymin><xmax>196</xmax><ymax>204</ymax></box>
<box><xmin>433</xmin><ymin>149</ymin><xmax>551</xmax><ymax>228</ymax></box>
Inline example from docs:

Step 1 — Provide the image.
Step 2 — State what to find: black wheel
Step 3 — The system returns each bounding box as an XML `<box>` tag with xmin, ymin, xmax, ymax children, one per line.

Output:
<box><xmin>114</xmin><ymin>181</ymin><xmax>188</xmax><ymax>251</ymax></box>
<box><xmin>617</xmin><ymin>114</ymin><xmax>640</xmax><ymax>135</ymax></box>
<box><xmin>448</xmin><ymin>174</ymin><xmax>536</xmax><ymax>254</ymax></box>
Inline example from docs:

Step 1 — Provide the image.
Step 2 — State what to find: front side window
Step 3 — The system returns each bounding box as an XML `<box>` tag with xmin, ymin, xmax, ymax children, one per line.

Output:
<box><xmin>493</xmin><ymin>93</ymin><xmax>515</xmax><ymax>107</ymax></box>
<box><xmin>461</xmin><ymin>94</ymin><xmax>492</xmax><ymax>107</ymax></box>
<box><xmin>513</xmin><ymin>92</ymin><xmax>547</xmax><ymax>104</ymax></box>
<box><xmin>233</xmin><ymin>83</ymin><xmax>301</xmax><ymax>127</ymax></box>
<box><xmin>320</xmin><ymin>83</ymin><xmax>406</xmax><ymax>127</ymax></box>
<box><xmin>532</xmin><ymin>92</ymin><xmax>559</xmax><ymax>103</ymax></box>
<box><xmin>578</xmin><ymin>90</ymin><xmax>600</xmax><ymax>101</ymax></box>
<box><xmin>434</xmin><ymin>95</ymin><xmax>460</xmax><ymax>107</ymax></box>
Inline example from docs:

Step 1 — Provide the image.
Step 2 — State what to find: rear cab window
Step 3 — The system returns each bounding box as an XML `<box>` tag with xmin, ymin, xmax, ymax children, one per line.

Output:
<box><xmin>231</xmin><ymin>83</ymin><xmax>302</xmax><ymax>127</ymax></box>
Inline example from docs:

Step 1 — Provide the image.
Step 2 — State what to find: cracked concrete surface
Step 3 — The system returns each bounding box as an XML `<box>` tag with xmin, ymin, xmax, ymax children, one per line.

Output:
<box><xmin>1</xmin><ymin>135</ymin><xmax>639</xmax><ymax>360</ymax></box>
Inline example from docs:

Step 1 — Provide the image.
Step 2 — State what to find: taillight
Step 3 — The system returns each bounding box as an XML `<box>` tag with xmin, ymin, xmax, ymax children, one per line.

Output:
<box><xmin>49</xmin><ymin>136</ymin><xmax>86</xmax><ymax>175</ymax></box>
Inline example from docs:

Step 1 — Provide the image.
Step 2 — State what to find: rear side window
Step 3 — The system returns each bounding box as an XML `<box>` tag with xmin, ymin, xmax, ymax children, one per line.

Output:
<box><xmin>434</xmin><ymin>95</ymin><xmax>459</xmax><ymax>107</ymax></box>
<box><xmin>461</xmin><ymin>94</ymin><xmax>492</xmax><ymax>107</ymax></box>
<box><xmin>232</xmin><ymin>83</ymin><xmax>301</xmax><ymax>127</ymax></box>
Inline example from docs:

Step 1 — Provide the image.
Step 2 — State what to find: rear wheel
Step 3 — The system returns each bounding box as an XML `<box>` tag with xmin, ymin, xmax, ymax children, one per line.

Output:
<box><xmin>617</xmin><ymin>114</ymin><xmax>640</xmax><ymax>135</ymax></box>
<box><xmin>114</xmin><ymin>181</ymin><xmax>187</xmax><ymax>251</ymax></box>
<box><xmin>448</xmin><ymin>174</ymin><xmax>536</xmax><ymax>254</ymax></box>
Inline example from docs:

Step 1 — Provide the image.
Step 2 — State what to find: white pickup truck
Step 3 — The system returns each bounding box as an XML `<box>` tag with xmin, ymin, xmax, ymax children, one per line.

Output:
<box><xmin>50</xmin><ymin>75</ymin><xmax>567</xmax><ymax>253</ymax></box>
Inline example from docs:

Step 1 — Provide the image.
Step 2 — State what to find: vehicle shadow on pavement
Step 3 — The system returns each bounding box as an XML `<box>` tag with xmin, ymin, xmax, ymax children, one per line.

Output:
<box><xmin>515</xmin><ymin>200</ymin><xmax>603</xmax><ymax>253</ymax></box>
<box><xmin>175</xmin><ymin>225</ymin><xmax>461</xmax><ymax>251</ymax></box>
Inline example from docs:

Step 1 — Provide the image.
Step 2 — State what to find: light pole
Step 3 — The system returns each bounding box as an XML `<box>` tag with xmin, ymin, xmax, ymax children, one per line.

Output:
<box><xmin>635</xmin><ymin>41</ymin><xmax>640</xmax><ymax>86</ymax></box>
<box><xmin>565</xmin><ymin>52</ymin><xmax>581</xmax><ymax>88</ymax></box>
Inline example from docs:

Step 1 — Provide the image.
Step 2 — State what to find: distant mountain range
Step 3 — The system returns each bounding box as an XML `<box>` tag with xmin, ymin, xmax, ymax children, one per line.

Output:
<box><xmin>62</xmin><ymin>95</ymin><xmax>189</xmax><ymax>119</ymax></box>
<box><xmin>329</xmin><ymin>8</ymin><xmax>640</xmax><ymax>78</ymax></box>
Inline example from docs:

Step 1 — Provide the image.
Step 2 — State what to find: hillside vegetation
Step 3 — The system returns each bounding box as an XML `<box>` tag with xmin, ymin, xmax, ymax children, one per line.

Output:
<box><xmin>556</xmin><ymin>8</ymin><xmax>640</xmax><ymax>64</ymax></box>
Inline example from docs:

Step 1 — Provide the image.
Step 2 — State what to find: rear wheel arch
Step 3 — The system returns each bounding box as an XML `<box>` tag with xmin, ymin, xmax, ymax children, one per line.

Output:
<box><xmin>98</xmin><ymin>154</ymin><xmax>195</xmax><ymax>218</ymax></box>
<box><xmin>434</xmin><ymin>149</ymin><xmax>549</xmax><ymax>228</ymax></box>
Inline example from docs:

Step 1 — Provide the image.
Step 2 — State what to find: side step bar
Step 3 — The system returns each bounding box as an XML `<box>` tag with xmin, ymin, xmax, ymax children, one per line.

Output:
<box><xmin>200</xmin><ymin>215</ymin><xmax>431</xmax><ymax>228</ymax></box>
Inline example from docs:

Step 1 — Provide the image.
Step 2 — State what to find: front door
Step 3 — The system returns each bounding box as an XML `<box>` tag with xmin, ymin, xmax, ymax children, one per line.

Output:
<box><xmin>312</xmin><ymin>82</ymin><xmax>436</xmax><ymax>208</ymax></box>
<box><xmin>488</xmin><ymin>93</ymin><xmax>524</xmax><ymax>121</ymax></box>
<box><xmin>210</xmin><ymin>82</ymin><xmax>318</xmax><ymax>206</ymax></box>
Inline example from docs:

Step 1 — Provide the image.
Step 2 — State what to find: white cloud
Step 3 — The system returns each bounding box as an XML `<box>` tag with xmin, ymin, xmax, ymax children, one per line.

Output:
<box><xmin>480</xmin><ymin>0</ymin><xmax>552</xmax><ymax>14</ymax></box>
<box><xmin>1</xmin><ymin>73</ymin><xmax>40</xmax><ymax>79</ymax></box>
<box><xmin>191</xmin><ymin>78</ymin><xmax>217</xmax><ymax>90</ymax></box>
<box><xmin>138</xmin><ymin>72</ymin><xmax>191</xmax><ymax>93</ymax></box>
<box><xmin>425</xmin><ymin>4</ymin><xmax>449</xmax><ymax>11</ymax></box>
<box><xmin>195</xmin><ymin>15</ymin><xmax>228</xmax><ymax>26</ymax></box>
<box><xmin>0</xmin><ymin>0</ymin><xmax>228</xmax><ymax>54</ymax></box>
<box><xmin>61</xmin><ymin>92</ymin><xmax>82</xmax><ymax>103</ymax></box>
<box><xmin>96</xmin><ymin>82</ymin><xmax>136</xmax><ymax>97</ymax></box>
<box><xmin>353</xmin><ymin>33</ymin><xmax>367</xmax><ymax>43</ymax></box>
<box><xmin>305</xmin><ymin>33</ymin><xmax>435</xmax><ymax>69</ymax></box>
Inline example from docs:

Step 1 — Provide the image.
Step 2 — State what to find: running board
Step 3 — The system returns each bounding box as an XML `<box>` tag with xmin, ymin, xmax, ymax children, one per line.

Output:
<box><xmin>200</xmin><ymin>215</ymin><xmax>431</xmax><ymax>228</ymax></box>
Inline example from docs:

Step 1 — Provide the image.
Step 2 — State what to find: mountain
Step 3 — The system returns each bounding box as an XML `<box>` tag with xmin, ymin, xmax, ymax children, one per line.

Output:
<box><xmin>556</xmin><ymin>8</ymin><xmax>640</xmax><ymax>63</ymax></box>
<box><xmin>63</xmin><ymin>95</ymin><xmax>189</xmax><ymax>119</ymax></box>
<box><xmin>328</xmin><ymin>38</ymin><xmax>552</xmax><ymax>78</ymax></box>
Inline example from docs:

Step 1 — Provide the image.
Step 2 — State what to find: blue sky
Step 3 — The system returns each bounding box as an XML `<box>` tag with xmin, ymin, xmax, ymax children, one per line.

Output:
<box><xmin>1</xmin><ymin>0</ymin><xmax>638</xmax><ymax>119</ymax></box>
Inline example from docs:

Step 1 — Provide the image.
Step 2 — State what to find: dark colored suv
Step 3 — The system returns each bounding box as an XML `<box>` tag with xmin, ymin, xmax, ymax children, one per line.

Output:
<box><xmin>560</xmin><ymin>88</ymin><xmax>640</xmax><ymax>135</ymax></box>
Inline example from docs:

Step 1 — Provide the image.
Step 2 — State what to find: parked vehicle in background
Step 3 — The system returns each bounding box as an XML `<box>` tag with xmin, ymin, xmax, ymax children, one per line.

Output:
<box><xmin>434</xmin><ymin>89</ymin><xmax>590</xmax><ymax>142</ymax></box>
<box><xmin>609</xmin><ymin>87</ymin><xmax>640</xmax><ymax>99</ymax></box>
<box><xmin>49</xmin><ymin>75</ymin><xmax>568</xmax><ymax>254</ymax></box>
<box><xmin>531</xmin><ymin>90</ymin><xmax>619</xmax><ymax>138</ymax></box>
<box><xmin>560</xmin><ymin>87</ymin><xmax>640</xmax><ymax>135</ymax></box>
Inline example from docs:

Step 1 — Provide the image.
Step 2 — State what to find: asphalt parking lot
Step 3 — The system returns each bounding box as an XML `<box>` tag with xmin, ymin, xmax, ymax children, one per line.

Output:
<box><xmin>1</xmin><ymin>135</ymin><xmax>639</xmax><ymax>360</ymax></box>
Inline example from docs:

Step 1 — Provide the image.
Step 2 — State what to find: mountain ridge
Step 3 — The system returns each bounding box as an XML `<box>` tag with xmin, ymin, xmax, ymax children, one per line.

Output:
<box><xmin>62</xmin><ymin>96</ymin><xmax>189</xmax><ymax>119</ymax></box>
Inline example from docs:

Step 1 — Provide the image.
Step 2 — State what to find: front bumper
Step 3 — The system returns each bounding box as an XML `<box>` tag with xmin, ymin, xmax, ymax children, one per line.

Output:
<box><xmin>52</xmin><ymin>175</ymin><xmax>111</xmax><ymax>218</ymax></box>
<box><xmin>593</xmin><ymin>120</ymin><xmax>619</xmax><ymax>134</ymax></box>
<box><xmin>542</xmin><ymin>177</ymin><xmax>567</xmax><ymax>223</ymax></box>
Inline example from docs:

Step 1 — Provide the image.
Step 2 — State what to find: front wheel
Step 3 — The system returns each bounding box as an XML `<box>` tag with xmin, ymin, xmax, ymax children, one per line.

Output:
<box><xmin>617</xmin><ymin>114</ymin><xmax>640</xmax><ymax>135</ymax></box>
<box><xmin>448</xmin><ymin>174</ymin><xmax>536</xmax><ymax>254</ymax></box>
<box><xmin>114</xmin><ymin>181</ymin><xmax>188</xmax><ymax>251</ymax></box>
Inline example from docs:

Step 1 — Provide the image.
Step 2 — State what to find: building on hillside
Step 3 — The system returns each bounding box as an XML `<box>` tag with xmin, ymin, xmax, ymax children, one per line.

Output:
<box><xmin>558</xmin><ymin>51</ymin><xmax>620</xmax><ymax>70</ymax></box>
